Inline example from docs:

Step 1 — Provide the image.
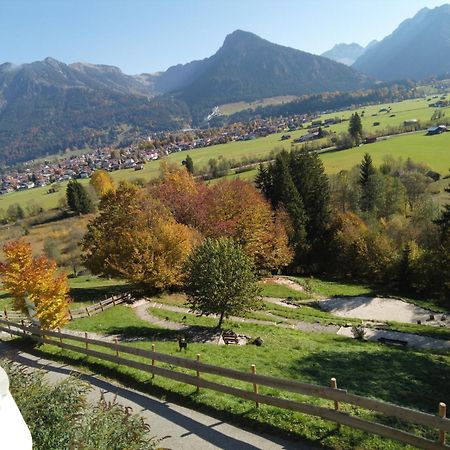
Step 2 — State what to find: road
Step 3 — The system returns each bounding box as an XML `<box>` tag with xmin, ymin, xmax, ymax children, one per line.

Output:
<box><xmin>0</xmin><ymin>340</ymin><xmax>319</xmax><ymax>450</ymax></box>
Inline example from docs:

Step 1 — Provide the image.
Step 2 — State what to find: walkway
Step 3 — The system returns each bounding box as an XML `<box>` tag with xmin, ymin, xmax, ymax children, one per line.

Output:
<box><xmin>0</xmin><ymin>341</ymin><xmax>318</xmax><ymax>450</ymax></box>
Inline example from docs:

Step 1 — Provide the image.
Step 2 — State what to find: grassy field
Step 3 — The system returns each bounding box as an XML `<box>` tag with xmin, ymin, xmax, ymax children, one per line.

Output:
<box><xmin>219</xmin><ymin>95</ymin><xmax>300</xmax><ymax>115</ymax></box>
<box><xmin>1</xmin><ymin>95</ymin><xmax>449</xmax><ymax>213</ymax></box>
<box><xmin>25</xmin><ymin>303</ymin><xmax>449</xmax><ymax>450</ymax></box>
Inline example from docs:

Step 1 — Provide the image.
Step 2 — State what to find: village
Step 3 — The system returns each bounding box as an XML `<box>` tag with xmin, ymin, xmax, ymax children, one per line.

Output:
<box><xmin>0</xmin><ymin>112</ymin><xmax>327</xmax><ymax>194</ymax></box>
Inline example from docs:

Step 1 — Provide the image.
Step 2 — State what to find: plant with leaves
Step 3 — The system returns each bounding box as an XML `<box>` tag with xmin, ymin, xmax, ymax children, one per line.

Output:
<box><xmin>2</xmin><ymin>359</ymin><xmax>160</xmax><ymax>450</ymax></box>
<box><xmin>66</xmin><ymin>179</ymin><xmax>94</xmax><ymax>214</ymax></box>
<box><xmin>348</xmin><ymin>112</ymin><xmax>363</xmax><ymax>145</ymax></box>
<box><xmin>184</xmin><ymin>237</ymin><xmax>261</xmax><ymax>328</ymax></box>
<box><xmin>82</xmin><ymin>182</ymin><xmax>197</xmax><ymax>290</ymax></box>
<box><xmin>183</xmin><ymin>154</ymin><xmax>194</xmax><ymax>174</ymax></box>
<box><xmin>90</xmin><ymin>169</ymin><xmax>115</xmax><ymax>197</ymax></box>
<box><xmin>0</xmin><ymin>240</ymin><xmax>71</xmax><ymax>329</ymax></box>
<box><xmin>359</xmin><ymin>153</ymin><xmax>376</xmax><ymax>212</ymax></box>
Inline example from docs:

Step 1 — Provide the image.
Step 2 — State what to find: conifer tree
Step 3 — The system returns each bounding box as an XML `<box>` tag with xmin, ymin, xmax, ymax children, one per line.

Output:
<box><xmin>348</xmin><ymin>112</ymin><xmax>363</xmax><ymax>145</ymax></box>
<box><xmin>184</xmin><ymin>155</ymin><xmax>194</xmax><ymax>174</ymax></box>
<box><xmin>66</xmin><ymin>180</ymin><xmax>94</xmax><ymax>214</ymax></box>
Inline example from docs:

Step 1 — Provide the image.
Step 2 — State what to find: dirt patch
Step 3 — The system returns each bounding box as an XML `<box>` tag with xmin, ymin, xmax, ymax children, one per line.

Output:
<box><xmin>318</xmin><ymin>296</ymin><xmax>448</xmax><ymax>325</ymax></box>
<box><xmin>263</xmin><ymin>277</ymin><xmax>304</xmax><ymax>292</ymax></box>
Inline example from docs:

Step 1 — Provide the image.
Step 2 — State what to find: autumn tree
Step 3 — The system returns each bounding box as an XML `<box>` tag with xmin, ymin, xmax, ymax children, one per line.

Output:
<box><xmin>82</xmin><ymin>182</ymin><xmax>197</xmax><ymax>290</ymax></box>
<box><xmin>0</xmin><ymin>240</ymin><xmax>71</xmax><ymax>329</ymax></box>
<box><xmin>184</xmin><ymin>237</ymin><xmax>261</xmax><ymax>328</ymax></box>
<box><xmin>90</xmin><ymin>169</ymin><xmax>115</xmax><ymax>198</ymax></box>
<box><xmin>151</xmin><ymin>167</ymin><xmax>293</xmax><ymax>272</ymax></box>
<box><xmin>66</xmin><ymin>180</ymin><xmax>94</xmax><ymax>214</ymax></box>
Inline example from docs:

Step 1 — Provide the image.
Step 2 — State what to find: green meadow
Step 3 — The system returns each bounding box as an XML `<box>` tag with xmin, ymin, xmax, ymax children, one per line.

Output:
<box><xmin>1</xmin><ymin>95</ymin><xmax>449</xmax><ymax>212</ymax></box>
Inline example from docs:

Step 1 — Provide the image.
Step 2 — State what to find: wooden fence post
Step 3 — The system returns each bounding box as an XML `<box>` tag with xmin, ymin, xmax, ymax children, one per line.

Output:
<box><xmin>114</xmin><ymin>338</ymin><xmax>119</xmax><ymax>357</ymax></box>
<box><xmin>69</xmin><ymin>310</ymin><xmax>73</xmax><ymax>321</ymax></box>
<box><xmin>251</xmin><ymin>364</ymin><xmax>259</xmax><ymax>408</ymax></box>
<box><xmin>196</xmin><ymin>354</ymin><xmax>201</xmax><ymax>393</ymax></box>
<box><xmin>151</xmin><ymin>344</ymin><xmax>155</xmax><ymax>379</ymax></box>
<box><xmin>85</xmin><ymin>306</ymin><xmax>90</xmax><ymax>317</ymax></box>
<box><xmin>100</xmin><ymin>300</ymin><xmax>104</xmax><ymax>312</ymax></box>
<box><xmin>331</xmin><ymin>377</ymin><xmax>341</xmax><ymax>430</ymax></box>
<box><xmin>58</xmin><ymin>328</ymin><xmax>62</xmax><ymax>344</ymax></box>
<box><xmin>4</xmin><ymin>311</ymin><xmax>12</xmax><ymax>338</ymax></box>
<box><xmin>439</xmin><ymin>402</ymin><xmax>447</xmax><ymax>445</ymax></box>
<box><xmin>84</xmin><ymin>332</ymin><xmax>88</xmax><ymax>350</ymax></box>
<box><xmin>112</xmin><ymin>298</ymin><xmax>116</xmax><ymax>307</ymax></box>
<box><xmin>21</xmin><ymin>320</ymin><xmax>26</xmax><ymax>338</ymax></box>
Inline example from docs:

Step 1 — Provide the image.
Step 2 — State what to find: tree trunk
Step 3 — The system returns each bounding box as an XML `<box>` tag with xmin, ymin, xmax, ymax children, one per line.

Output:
<box><xmin>217</xmin><ymin>311</ymin><xmax>225</xmax><ymax>329</ymax></box>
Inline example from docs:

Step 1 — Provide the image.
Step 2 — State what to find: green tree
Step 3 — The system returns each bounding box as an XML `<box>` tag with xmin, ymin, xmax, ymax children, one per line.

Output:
<box><xmin>6</xmin><ymin>203</ymin><xmax>25</xmax><ymax>222</ymax></box>
<box><xmin>2</xmin><ymin>359</ymin><xmax>159</xmax><ymax>450</ymax></box>
<box><xmin>66</xmin><ymin>180</ymin><xmax>94</xmax><ymax>214</ymax></box>
<box><xmin>359</xmin><ymin>153</ymin><xmax>377</xmax><ymax>212</ymax></box>
<box><xmin>184</xmin><ymin>155</ymin><xmax>194</xmax><ymax>174</ymax></box>
<box><xmin>184</xmin><ymin>237</ymin><xmax>261</xmax><ymax>328</ymax></box>
<box><xmin>348</xmin><ymin>112</ymin><xmax>363</xmax><ymax>145</ymax></box>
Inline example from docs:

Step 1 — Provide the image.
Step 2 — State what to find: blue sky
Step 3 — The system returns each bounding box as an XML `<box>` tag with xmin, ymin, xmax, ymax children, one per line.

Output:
<box><xmin>0</xmin><ymin>0</ymin><xmax>447</xmax><ymax>74</ymax></box>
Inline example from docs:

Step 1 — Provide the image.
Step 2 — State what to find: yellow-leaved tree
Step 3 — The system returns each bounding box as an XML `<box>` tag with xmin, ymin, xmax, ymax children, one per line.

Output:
<box><xmin>82</xmin><ymin>182</ymin><xmax>198</xmax><ymax>290</ymax></box>
<box><xmin>0</xmin><ymin>240</ymin><xmax>71</xmax><ymax>329</ymax></box>
<box><xmin>90</xmin><ymin>169</ymin><xmax>115</xmax><ymax>198</ymax></box>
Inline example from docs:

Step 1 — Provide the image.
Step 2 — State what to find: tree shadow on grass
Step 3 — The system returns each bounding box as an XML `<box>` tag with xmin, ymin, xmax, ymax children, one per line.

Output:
<box><xmin>70</xmin><ymin>283</ymin><xmax>134</xmax><ymax>304</ymax></box>
<box><xmin>289</xmin><ymin>344</ymin><xmax>450</xmax><ymax>413</ymax></box>
<box><xmin>107</xmin><ymin>325</ymin><xmax>222</xmax><ymax>344</ymax></box>
<box><xmin>3</xmin><ymin>338</ymin><xmax>325</xmax><ymax>450</ymax></box>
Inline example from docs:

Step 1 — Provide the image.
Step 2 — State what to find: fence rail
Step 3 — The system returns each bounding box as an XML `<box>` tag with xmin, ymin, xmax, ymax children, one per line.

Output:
<box><xmin>0</xmin><ymin>318</ymin><xmax>448</xmax><ymax>449</ymax></box>
<box><xmin>0</xmin><ymin>293</ymin><xmax>132</xmax><ymax>323</ymax></box>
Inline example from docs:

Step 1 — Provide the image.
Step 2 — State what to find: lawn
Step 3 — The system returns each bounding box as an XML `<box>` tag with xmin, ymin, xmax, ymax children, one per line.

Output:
<box><xmin>0</xmin><ymin>276</ymin><xmax>130</xmax><ymax>310</ymax></box>
<box><xmin>29</xmin><ymin>304</ymin><xmax>450</xmax><ymax>450</ymax></box>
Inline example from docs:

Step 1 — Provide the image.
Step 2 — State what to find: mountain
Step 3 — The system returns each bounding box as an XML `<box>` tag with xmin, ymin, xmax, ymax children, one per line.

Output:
<box><xmin>0</xmin><ymin>58</ymin><xmax>190</xmax><ymax>165</ymax></box>
<box><xmin>353</xmin><ymin>5</ymin><xmax>450</xmax><ymax>81</ymax></box>
<box><xmin>166</xmin><ymin>30</ymin><xmax>371</xmax><ymax>114</ymax></box>
<box><xmin>321</xmin><ymin>43</ymin><xmax>365</xmax><ymax>66</ymax></box>
<box><xmin>0</xmin><ymin>30</ymin><xmax>373</xmax><ymax>165</ymax></box>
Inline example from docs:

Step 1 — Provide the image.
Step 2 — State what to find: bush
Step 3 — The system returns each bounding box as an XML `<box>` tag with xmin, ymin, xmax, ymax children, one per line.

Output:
<box><xmin>1</xmin><ymin>359</ymin><xmax>160</xmax><ymax>450</ymax></box>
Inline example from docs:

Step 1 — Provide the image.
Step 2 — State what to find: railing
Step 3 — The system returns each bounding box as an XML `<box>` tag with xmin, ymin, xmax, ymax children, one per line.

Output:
<box><xmin>0</xmin><ymin>318</ymin><xmax>448</xmax><ymax>449</ymax></box>
<box><xmin>0</xmin><ymin>293</ymin><xmax>132</xmax><ymax>323</ymax></box>
<box><xmin>68</xmin><ymin>293</ymin><xmax>132</xmax><ymax>319</ymax></box>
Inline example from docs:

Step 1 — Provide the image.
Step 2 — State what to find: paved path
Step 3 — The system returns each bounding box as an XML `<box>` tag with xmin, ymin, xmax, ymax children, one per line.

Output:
<box><xmin>0</xmin><ymin>341</ymin><xmax>317</xmax><ymax>450</ymax></box>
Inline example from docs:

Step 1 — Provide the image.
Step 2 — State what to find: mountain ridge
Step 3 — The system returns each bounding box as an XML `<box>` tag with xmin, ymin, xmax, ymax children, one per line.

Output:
<box><xmin>352</xmin><ymin>5</ymin><xmax>450</xmax><ymax>81</ymax></box>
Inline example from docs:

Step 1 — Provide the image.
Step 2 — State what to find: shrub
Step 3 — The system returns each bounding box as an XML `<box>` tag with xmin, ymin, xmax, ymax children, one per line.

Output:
<box><xmin>1</xmin><ymin>359</ymin><xmax>160</xmax><ymax>450</ymax></box>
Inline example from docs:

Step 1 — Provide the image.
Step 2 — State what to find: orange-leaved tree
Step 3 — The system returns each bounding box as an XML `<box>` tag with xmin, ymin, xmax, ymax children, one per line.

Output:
<box><xmin>90</xmin><ymin>169</ymin><xmax>115</xmax><ymax>198</ymax></box>
<box><xmin>82</xmin><ymin>182</ymin><xmax>198</xmax><ymax>290</ymax></box>
<box><xmin>0</xmin><ymin>240</ymin><xmax>71</xmax><ymax>329</ymax></box>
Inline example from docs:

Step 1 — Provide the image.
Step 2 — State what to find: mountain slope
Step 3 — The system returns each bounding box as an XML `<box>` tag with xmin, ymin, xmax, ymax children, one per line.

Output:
<box><xmin>353</xmin><ymin>5</ymin><xmax>450</xmax><ymax>81</ymax></box>
<box><xmin>0</xmin><ymin>59</ymin><xmax>190</xmax><ymax>164</ymax></box>
<box><xmin>321</xmin><ymin>43</ymin><xmax>365</xmax><ymax>66</ymax></box>
<box><xmin>165</xmin><ymin>30</ymin><xmax>371</xmax><ymax>113</ymax></box>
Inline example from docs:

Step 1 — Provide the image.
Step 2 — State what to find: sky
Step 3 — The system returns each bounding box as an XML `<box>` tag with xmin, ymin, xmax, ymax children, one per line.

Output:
<box><xmin>0</xmin><ymin>0</ymin><xmax>447</xmax><ymax>74</ymax></box>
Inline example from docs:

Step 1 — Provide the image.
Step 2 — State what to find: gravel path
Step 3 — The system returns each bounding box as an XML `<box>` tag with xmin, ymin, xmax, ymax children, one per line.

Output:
<box><xmin>0</xmin><ymin>341</ymin><xmax>315</xmax><ymax>450</ymax></box>
<box><xmin>337</xmin><ymin>327</ymin><xmax>450</xmax><ymax>351</ymax></box>
<box><xmin>318</xmin><ymin>296</ymin><xmax>449</xmax><ymax>326</ymax></box>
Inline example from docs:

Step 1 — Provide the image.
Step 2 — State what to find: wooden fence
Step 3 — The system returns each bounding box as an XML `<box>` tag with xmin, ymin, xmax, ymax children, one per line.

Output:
<box><xmin>0</xmin><ymin>293</ymin><xmax>132</xmax><ymax>323</ymax></box>
<box><xmin>0</xmin><ymin>319</ymin><xmax>448</xmax><ymax>449</ymax></box>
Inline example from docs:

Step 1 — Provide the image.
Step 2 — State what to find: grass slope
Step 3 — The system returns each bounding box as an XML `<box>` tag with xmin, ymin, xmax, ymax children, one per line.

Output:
<box><xmin>31</xmin><ymin>305</ymin><xmax>450</xmax><ymax>450</ymax></box>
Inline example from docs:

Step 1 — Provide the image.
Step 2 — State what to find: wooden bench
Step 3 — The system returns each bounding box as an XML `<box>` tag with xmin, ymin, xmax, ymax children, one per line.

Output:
<box><xmin>378</xmin><ymin>337</ymin><xmax>408</xmax><ymax>347</ymax></box>
<box><xmin>222</xmin><ymin>330</ymin><xmax>239</xmax><ymax>345</ymax></box>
